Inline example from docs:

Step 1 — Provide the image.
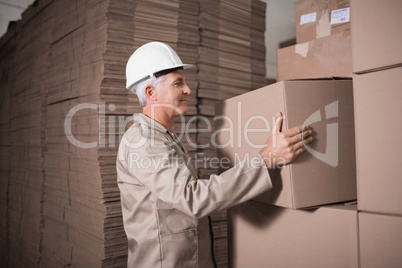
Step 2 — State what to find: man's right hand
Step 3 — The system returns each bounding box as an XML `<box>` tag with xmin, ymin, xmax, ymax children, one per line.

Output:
<box><xmin>259</xmin><ymin>112</ymin><xmax>314</xmax><ymax>169</ymax></box>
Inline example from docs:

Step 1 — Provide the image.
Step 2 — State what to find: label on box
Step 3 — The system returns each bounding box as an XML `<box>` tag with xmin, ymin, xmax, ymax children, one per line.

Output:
<box><xmin>300</xmin><ymin>12</ymin><xmax>316</xmax><ymax>25</ymax></box>
<box><xmin>331</xmin><ymin>7</ymin><xmax>350</xmax><ymax>25</ymax></box>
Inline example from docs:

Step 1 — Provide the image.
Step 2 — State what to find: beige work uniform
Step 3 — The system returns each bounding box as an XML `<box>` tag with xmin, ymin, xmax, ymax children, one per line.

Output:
<box><xmin>117</xmin><ymin>113</ymin><xmax>272</xmax><ymax>267</ymax></box>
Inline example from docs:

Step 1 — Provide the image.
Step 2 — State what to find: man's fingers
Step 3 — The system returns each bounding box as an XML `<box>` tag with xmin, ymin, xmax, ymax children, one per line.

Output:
<box><xmin>281</xmin><ymin>124</ymin><xmax>310</xmax><ymax>139</ymax></box>
<box><xmin>287</xmin><ymin>129</ymin><xmax>313</xmax><ymax>145</ymax></box>
<box><xmin>292</xmin><ymin>136</ymin><xmax>314</xmax><ymax>152</ymax></box>
<box><xmin>272</xmin><ymin>112</ymin><xmax>283</xmax><ymax>133</ymax></box>
<box><xmin>293</xmin><ymin>145</ymin><xmax>307</xmax><ymax>159</ymax></box>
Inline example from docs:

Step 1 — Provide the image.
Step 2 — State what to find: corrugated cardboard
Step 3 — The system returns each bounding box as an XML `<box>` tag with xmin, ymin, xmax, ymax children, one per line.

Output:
<box><xmin>215</xmin><ymin>80</ymin><xmax>356</xmax><ymax>209</ymax></box>
<box><xmin>295</xmin><ymin>0</ymin><xmax>350</xmax><ymax>43</ymax></box>
<box><xmin>353</xmin><ymin>67</ymin><xmax>402</xmax><ymax>216</ymax></box>
<box><xmin>351</xmin><ymin>0</ymin><xmax>402</xmax><ymax>73</ymax></box>
<box><xmin>0</xmin><ymin>0</ymin><xmax>268</xmax><ymax>266</ymax></box>
<box><xmin>359</xmin><ymin>212</ymin><xmax>402</xmax><ymax>268</ymax></box>
<box><xmin>229</xmin><ymin>201</ymin><xmax>359</xmax><ymax>268</ymax></box>
<box><xmin>277</xmin><ymin>30</ymin><xmax>352</xmax><ymax>82</ymax></box>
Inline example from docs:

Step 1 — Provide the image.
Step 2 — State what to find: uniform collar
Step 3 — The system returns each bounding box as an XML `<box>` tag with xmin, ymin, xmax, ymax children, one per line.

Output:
<box><xmin>134</xmin><ymin>113</ymin><xmax>168</xmax><ymax>134</ymax></box>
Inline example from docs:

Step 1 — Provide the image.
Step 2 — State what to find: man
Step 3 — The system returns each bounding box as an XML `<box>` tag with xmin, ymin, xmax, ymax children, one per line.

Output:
<box><xmin>116</xmin><ymin>42</ymin><xmax>313</xmax><ymax>267</ymax></box>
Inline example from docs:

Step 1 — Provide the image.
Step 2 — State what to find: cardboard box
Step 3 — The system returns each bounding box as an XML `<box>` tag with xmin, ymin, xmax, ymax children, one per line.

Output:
<box><xmin>295</xmin><ymin>0</ymin><xmax>350</xmax><ymax>44</ymax></box>
<box><xmin>229</xmin><ymin>201</ymin><xmax>359</xmax><ymax>268</ymax></box>
<box><xmin>215</xmin><ymin>80</ymin><xmax>356</xmax><ymax>209</ymax></box>
<box><xmin>277</xmin><ymin>30</ymin><xmax>352</xmax><ymax>82</ymax></box>
<box><xmin>359</xmin><ymin>212</ymin><xmax>402</xmax><ymax>268</ymax></box>
<box><xmin>351</xmin><ymin>0</ymin><xmax>402</xmax><ymax>73</ymax></box>
<box><xmin>353</xmin><ymin>67</ymin><xmax>402</xmax><ymax>216</ymax></box>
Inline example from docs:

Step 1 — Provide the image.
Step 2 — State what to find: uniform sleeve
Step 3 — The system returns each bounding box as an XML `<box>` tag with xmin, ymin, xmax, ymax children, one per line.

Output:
<box><xmin>121</xmin><ymin>132</ymin><xmax>272</xmax><ymax>219</ymax></box>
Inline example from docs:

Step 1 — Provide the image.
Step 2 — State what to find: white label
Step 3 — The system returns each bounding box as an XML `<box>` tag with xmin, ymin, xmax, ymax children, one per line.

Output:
<box><xmin>300</xmin><ymin>12</ymin><xmax>317</xmax><ymax>25</ymax></box>
<box><xmin>330</xmin><ymin>7</ymin><xmax>350</xmax><ymax>25</ymax></box>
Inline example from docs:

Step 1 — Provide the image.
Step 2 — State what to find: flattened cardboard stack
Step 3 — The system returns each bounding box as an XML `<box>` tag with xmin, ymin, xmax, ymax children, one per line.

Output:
<box><xmin>197</xmin><ymin>2</ymin><xmax>267</xmax><ymax>266</ymax></box>
<box><xmin>0</xmin><ymin>20</ymin><xmax>19</xmax><ymax>266</ymax></box>
<box><xmin>197</xmin><ymin>0</ymin><xmax>266</xmax><ymax>179</ymax></box>
<box><xmin>43</xmin><ymin>0</ymin><xmax>116</xmax><ymax>266</ymax></box>
<box><xmin>99</xmin><ymin>1</ymin><xmax>137</xmax><ymax>266</ymax></box>
<box><xmin>198</xmin><ymin>0</ymin><xmax>266</xmax><ymax>114</ymax></box>
<box><xmin>3</xmin><ymin>1</ymin><xmax>51</xmax><ymax>266</ymax></box>
<box><xmin>133</xmin><ymin>0</ymin><xmax>199</xmax><ymax>159</ymax></box>
<box><xmin>0</xmin><ymin>0</ymin><xmax>267</xmax><ymax>267</ymax></box>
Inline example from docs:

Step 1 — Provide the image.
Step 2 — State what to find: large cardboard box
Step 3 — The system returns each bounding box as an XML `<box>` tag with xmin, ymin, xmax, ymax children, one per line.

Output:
<box><xmin>277</xmin><ymin>30</ymin><xmax>352</xmax><ymax>82</ymax></box>
<box><xmin>351</xmin><ymin>0</ymin><xmax>402</xmax><ymax>73</ymax></box>
<box><xmin>229</xmin><ymin>201</ymin><xmax>359</xmax><ymax>268</ymax></box>
<box><xmin>353</xmin><ymin>67</ymin><xmax>402</xmax><ymax>216</ymax></box>
<box><xmin>359</xmin><ymin>212</ymin><xmax>402</xmax><ymax>268</ymax></box>
<box><xmin>215</xmin><ymin>80</ymin><xmax>356</xmax><ymax>209</ymax></box>
<box><xmin>295</xmin><ymin>0</ymin><xmax>350</xmax><ymax>43</ymax></box>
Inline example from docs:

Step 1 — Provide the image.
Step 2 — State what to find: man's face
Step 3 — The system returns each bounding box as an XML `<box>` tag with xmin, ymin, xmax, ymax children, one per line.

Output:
<box><xmin>155</xmin><ymin>70</ymin><xmax>191</xmax><ymax>116</ymax></box>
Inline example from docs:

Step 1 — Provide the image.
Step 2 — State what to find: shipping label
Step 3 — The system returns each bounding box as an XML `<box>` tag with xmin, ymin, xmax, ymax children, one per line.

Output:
<box><xmin>300</xmin><ymin>12</ymin><xmax>317</xmax><ymax>25</ymax></box>
<box><xmin>331</xmin><ymin>7</ymin><xmax>350</xmax><ymax>25</ymax></box>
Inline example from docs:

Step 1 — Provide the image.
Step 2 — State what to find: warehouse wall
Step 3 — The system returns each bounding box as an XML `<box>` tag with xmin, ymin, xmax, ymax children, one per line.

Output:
<box><xmin>0</xmin><ymin>0</ymin><xmax>35</xmax><ymax>36</ymax></box>
<box><xmin>260</xmin><ymin>0</ymin><xmax>298</xmax><ymax>80</ymax></box>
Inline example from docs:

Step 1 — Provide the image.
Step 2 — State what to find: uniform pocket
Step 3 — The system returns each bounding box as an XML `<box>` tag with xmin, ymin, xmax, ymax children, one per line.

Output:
<box><xmin>157</xmin><ymin>204</ymin><xmax>199</xmax><ymax>267</ymax></box>
<box><xmin>157</xmin><ymin>203</ymin><xmax>197</xmax><ymax>235</ymax></box>
<box><xmin>160</xmin><ymin>228</ymin><xmax>198</xmax><ymax>268</ymax></box>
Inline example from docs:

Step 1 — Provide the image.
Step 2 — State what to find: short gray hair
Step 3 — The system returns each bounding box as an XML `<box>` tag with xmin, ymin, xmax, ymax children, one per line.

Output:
<box><xmin>129</xmin><ymin>75</ymin><xmax>166</xmax><ymax>107</ymax></box>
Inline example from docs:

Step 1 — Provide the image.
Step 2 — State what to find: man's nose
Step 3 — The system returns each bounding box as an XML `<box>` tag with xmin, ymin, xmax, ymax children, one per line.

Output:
<box><xmin>183</xmin><ymin>84</ymin><xmax>191</xmax><ymax>95</ymax></box>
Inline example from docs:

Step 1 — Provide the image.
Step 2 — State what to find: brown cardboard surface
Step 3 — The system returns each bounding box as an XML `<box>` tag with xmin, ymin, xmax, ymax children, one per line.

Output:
<box><xmin>353</xmin><ymin>67</ymin><xmax>402</xmax><ymax>216</ymax></box>
<box><xmin>1</xmin><ymin>0</ymin><xmax>267</xmax><ymax>266</ymax></box>
<box><xmin>229</xmin><ymin>201</ymin><xmax>359</xmax><ymax>268</ymax></box>
<box><xmin>215</xmin><ymin>80</ymin><xmax>356</xmax><ymax>208</ymax></box>
<box><xmin>295</xmin><ymin>0</ymin><xmax>350</xmax><ymax>43</ymax></box>
<box><xmin>351</xmin><ymin>0</ymin><xmax>402</xmax><ymax>74</ymax></box>
<box><xmin>359</xmin><ymin>212</ymin><xmax>402</xmax><ymax>268</ymax></box>
<box><xmin>277</xmin><ymin>30</ymin><xmax>352</xmax><ymax>81</ymax></box>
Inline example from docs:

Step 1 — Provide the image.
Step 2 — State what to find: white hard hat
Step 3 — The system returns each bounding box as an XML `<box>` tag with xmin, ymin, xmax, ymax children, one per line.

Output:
<box><xmin>125</xmin><ymin>41</ymin><xmax>193</xmax><ymax>90</ymax></box>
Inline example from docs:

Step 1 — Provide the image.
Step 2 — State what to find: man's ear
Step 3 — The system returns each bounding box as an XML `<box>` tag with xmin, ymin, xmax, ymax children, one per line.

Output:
<box><xmin>145</xmin><ymin>85</ymin><xmax>157</xmax><ymax>101</ymax></box>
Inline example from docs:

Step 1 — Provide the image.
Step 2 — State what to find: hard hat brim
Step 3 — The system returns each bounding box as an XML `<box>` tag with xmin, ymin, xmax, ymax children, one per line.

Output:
<box><xmin>127</xmin><ymin>63</ymin><xmax>193</xmax><ymax>90</ymax></box>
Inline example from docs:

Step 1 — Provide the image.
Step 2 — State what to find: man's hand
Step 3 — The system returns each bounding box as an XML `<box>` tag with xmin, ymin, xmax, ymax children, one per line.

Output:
<box><xmin>259</xmin><ymin>112</ymin><xmax>314</xmax><ymax>169</ymax></box>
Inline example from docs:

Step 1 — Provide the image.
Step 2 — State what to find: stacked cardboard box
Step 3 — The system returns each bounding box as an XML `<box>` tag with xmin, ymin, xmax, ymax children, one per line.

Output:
<box><xmin>217</xmin><ymin>0</ymin><xmax>359</xmax><ymax>266</ymax></box>
<box><xmin>295</xmin><ymin>0</ymin><xmax>350</xmax><ymax>43</ymax></box>
<box><xmin>229</xmin><ymin>201</ymin><xmax>359</xmax><ymax>268</ymax></box>
<box><xmin>277</xmin><ymin>0</ymin><xmax>352</xmax><ymax>81</ymax></box>
<box><xmin>351</xmin><ymin>0</ymin><xmax>402</xmax><ymax>266</ymax></box>
<box><xmin>215</xmin><ymin>79</ymin><xmax>357</xmax><ymax>266</ymax></box>
<box><xmin>277</xmin><ymin>29</ymin><xmax>352</xmax><ymax>81</ymax></box>
<box><xmin>215</xmin><ymin>80</ymin><xmax>356</xmax><ymax>209</ymax></box>
<box><xmin>222</xmin><ymin>1</ymin><xmax>402</xmax><ymax>267</ymax></box>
